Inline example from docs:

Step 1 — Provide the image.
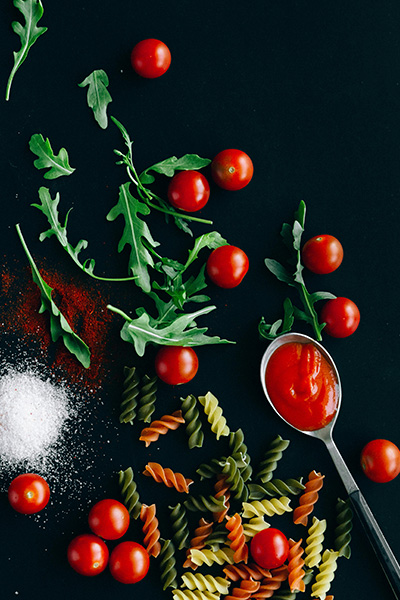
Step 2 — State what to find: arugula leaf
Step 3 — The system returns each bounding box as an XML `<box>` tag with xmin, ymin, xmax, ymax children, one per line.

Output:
<box><xmin>261</xmin><ymin>201</ymin><xmax>336</xmax><ymax>341</ymax></box>
<box><xmin>29</xmin><ymin>134</ymin><xmax>75</xmax><ymax>179</ymax></box>
<box><xmin>106</xmin><ymin>182</ymin><xmax>160</xmax><ymax>293</ymax></box>
<box><xmin>32</xmin><ymin>187</ymin><xmax>136</xmax><ymax>282</ymax></box>
<box><xmin>139</xmin><ymin>155</ymin><xmax>211</xmax><ymax>185</ymax></box>
<box><xmin>108</xmin><ymin>304</ymin><xmax>233</xmax><ymax>357</ymax></box>
<box><xmin>5</xmin><ymin>0</ymin><xmax>47</xmax><ymax>101</ymax></box>
<box><xmin>15</xmin><ymin>224</ymin><xmax>91</xmax><ymax>368</ymax></box>
<box><xmin>79</xmin><ymin>69</ymin><xmax>112</xmax><ymax>129</ymax></box>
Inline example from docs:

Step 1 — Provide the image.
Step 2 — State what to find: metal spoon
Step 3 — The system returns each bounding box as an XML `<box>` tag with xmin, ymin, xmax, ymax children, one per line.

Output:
<box><xmin>260</xmin><ymin>331</ymin><xmax>400</xmax><ymax>599</ymax></box>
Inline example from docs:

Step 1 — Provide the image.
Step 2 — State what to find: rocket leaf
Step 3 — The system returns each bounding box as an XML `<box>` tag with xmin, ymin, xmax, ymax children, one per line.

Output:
<box><xmin>32</xmin><ymin>187</ymin><xmax>136</xmax><ymax>282</ymax></box>
<box><xmin>15</xmin><ymin>224</ymin><xmax>91</xmax><ymax>368</ymax></box>
<box><xmin>5</xmin><ymin>0</ymin><xmax>47</xmax><ymax>101</ymax></box>
<box><xmin>106</xmin><ymin>182</ymin><xmax>160</xmax><ymax>293</ymax></box>
<box><xmin>139</xmin><ymin>154</ymin><xmax>211</xmax><ymax>185</ymax></box>
<box><xmin>107</xmin><ymin>304</ymin><xmax>233</xmax><ymax>357</ymax></box>
<box><xmin>29</xmin><ymin>134</ymin><xmax>75</xmax><ymax>179</ymax></box>
<box><xmin>78</xmin><ymin>69</ymin><xmax>112</xmax><ymax>129</ymax></box>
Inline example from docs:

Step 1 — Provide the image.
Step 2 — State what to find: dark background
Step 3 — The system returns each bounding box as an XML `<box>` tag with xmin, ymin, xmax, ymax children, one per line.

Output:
<box><xmin>1</xmin><ymin>0</ymin><xmax>400</xmax><ymax>598</ymax></box>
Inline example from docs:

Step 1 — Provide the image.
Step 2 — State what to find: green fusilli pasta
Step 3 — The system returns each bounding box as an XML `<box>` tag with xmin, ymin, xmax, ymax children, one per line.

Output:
<box><xmin>181</xmin><ymin>394</ymin><xmax>204</xmax><ymax>449</ymax></box>
<box><xmin>228</xmin><ymin>428</ymin><xmax>252</xmax><ymax>481</ymax></box>
<box><xmin>248</xmin><ymin>477</ymin><xmax>305</xmax><ymax>500</ymax></box>
<box><xmin>334</xmin><ymin>497</ymin><xmax>353</xmax><ymax>559</ymax></box>
<box><xmin>170</xmin><ymin>503</ymin><xmax>190</xmax><ymax>550</ymax></box>
<box><xmin>221</xmin><ymin>455</ymin><xmax>249</xmax><ymax>502</ymax></box>
<box><xmin>198</xmin><ymin>391</ymin><xmax>230</xmax><ymax>440</ymax></box>
<box><xmin>137</xmin><ymin>373</ymin><xmax>158</xmax><ymax>423</ymax></box>
<box><xmin>203</xmin><ymin>523</ymin><xmax>228</xmax><ymax>550</ymax></box>
<box><xmin>184</xmin><ymin>494</ymin><xmax>227</xmax><ymax>514</ymax></box>
<box><xmin>160</xmin><ymin>538</ymin><xmax>179</xmax><ymax>591</ymax></box>
<box><xmin>118</xmin><ymin>466</ymin><xmax>141</xmax><ymax>519</ymax></box>
<box><xmin>196</xmin><ymin>457</ymin><xmax>224</xmax><ymax>480</ymax></box>
<box><xmin>304</xmin><ymin>517</ymin><xmax>326</xmax><ymax>568</ymax></box>
<box><xmin>119</xmin><ymin>366</ymin><xmax>140</xmax><ymax>424</ymax></box>
<box><xmin>255</xmin><ymin>435</ymin><xmax>290</xmax><ymax>483</ymax></box>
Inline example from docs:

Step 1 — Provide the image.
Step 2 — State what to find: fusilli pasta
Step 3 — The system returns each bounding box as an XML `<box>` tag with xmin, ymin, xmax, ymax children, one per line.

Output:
<box><xmin>140</xmin><ymin>503</ymin><xmax>161</xmax><ymax>557</ymax></box>
<box><xmin>255</xmin><ymin>435</ymin><xmax>290</xmax><ymax>483</ymax></box>
<box><xmin>181</xmin><ymin>394</ymin><xmax>204</xmax><ymax>449</ymax></box>
<box><xmin>159</xmin><ymin>538</ymin><xmax>179</xmax><ymax>590</ymax></box>
<box><xmin>311</xmin><ymin>549</ymin><xmax>339</xmax><ymax>599</ymax></box>
<box><xmin>143</xmin><ymin>462</ymin><xmax>193</xmax><ymax>493</ymax></box>
<box><xmin>170</xmin><ymin>502</ymin><xmax>190</xmax><ymax>550</ymax></box>
<box><xmin>139</xmin><ymin>410</ymin><xmax>185</xmax><ymax>446</ymax></box>
<box><xmin>137</xmin><ymin>373</ymin><xmax>157</xmax><ymax>423</ymax></box>
<box><xmin>119</xmin><ymin>365</ymin><xmax>140</xmax><ymax>424</ymax></box>
<box><xmin>293</xmin><ymin>470</ymin><xmax>324</xmax><ymax>526</ymax></box>
<box><xmin>188</xmin><ymin>546</ymin><xmax>235</xmax><ymax>567</ymax></box>
<box><xmin>287</xmin><ymin>538</ymin><xmax>306</xmax><ymax>592</ymax></box>
<box><xmin>181</xmin><ymin>572</ymin><xmax>231</xmax><ymax>594</ymax></box>
<box><xmin>198</xmin><ymin>391</ymin><xmax>230</xmax><ymax>440</ymax></box>
<box><xmin>334</xmin><ymin>497</ymin><xmax>353</xmax><ymax>559</ymax></box>
<box><xmin>242</xmin><ymin>496</ymin><xmax>292</xmax><ymax>518</ymax></box>
<box><xmin>118</xmin><ymin>466</ymin><xmax>141</xmax><ymax>519</ymax></box>
<box><xmin>225</xmin><ymin>512</ymin><xmax>248</xmax><ymax>563</ymax></box>
<box><xmin>304</xmin><ymin>517</ymin><xmax>326</xmax><ymax>568</ymax></box>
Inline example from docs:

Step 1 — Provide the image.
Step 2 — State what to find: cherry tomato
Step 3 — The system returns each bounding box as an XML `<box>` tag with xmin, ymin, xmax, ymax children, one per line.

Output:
<box><xmin>302</xmin><ymin>234</ymin><xmax>344</xmax><ymax>274</ymax></box>
<box><xmin>206</xmin><ymin>245</ymin><xmax>249</xmax><ymax>288</ymax></box>
<box><xmin>130</xmin><ymin>39</ymin><xmax>171</xmax><ymax>79</ymax></box>
<box><xmin>88</xmin><ymin>499</ymin><xmax>130</xmax><ymax>540</ymax></box>
<box><xmin>167</xmin><ymin>170</ymin><xmax>210</xmax><ymax>212</ymax></box>
<box><xmin>155</xmin><ymin>346</ymin><xmax>198</xmax><ymax>385</ymax></box>
<box><xmin>361</xmin><ymin>439</ymin><xmax>400</xmax><ymax>483</ymax></box>
<box><xmin>8</xmin><ymin>473</ymin><xmax>50</xmax><ymax>514</ymax></box>
<box><xmin>320</xmin><ymin>297</ymin><xmax>360</xmax><ymax>338</ymax></box>
<box><xmin>67</xmin><ymin>534</ymin><xmax>109</xmax><ymax>576</ymax></box>
<box><xmin>250</xmin><ymin>528</ymin><xmax>289</xmax><ymax>569</ymax></box>
<box><xmin>109</xmin><ymin>541</ymin><xmax>150</xmax><ymax>584</ymax></box>
<box><xmin>211</xmin><ymin>149</ymin><xmax>254</xmax><ymax>191</ymax></box>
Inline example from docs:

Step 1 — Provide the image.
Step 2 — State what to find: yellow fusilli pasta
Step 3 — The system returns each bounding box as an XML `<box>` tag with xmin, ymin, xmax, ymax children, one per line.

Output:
<box><xmin>188</xmin><ymin>546</ymin><xmax>235</xmax><ymax>567</ymax></box>
<box><xmin>181</xmin><ymin>572</ymin><xmax>231</xmax><ymax>595</ymax></box>
<box><xmin>242</xmin><ymin>516</ymin><xmax>269</xmax><ymax>541</ymax></box>
<box><xmin>242</xmin><ymin>496</ymin><xmax>292</xmax><ymax>518</ymax></box>
<box><xmin>311</xmin><ymin>549</ymin><xmax>339</xmax><ymax>599</ymax></box>
<box><xmin>305</xmin><ymin>517</ymin><xmax>326</xmax><ymax>568</ymax></box>
<box><xmin>198</xmin><ymin>391</ymin><xmax>230</xmax><ymax>440</ymax></box>
<box><xmin>172</xmin><ymin>589</ymin><xmax>220</xmax><ymax>600</ymax></box>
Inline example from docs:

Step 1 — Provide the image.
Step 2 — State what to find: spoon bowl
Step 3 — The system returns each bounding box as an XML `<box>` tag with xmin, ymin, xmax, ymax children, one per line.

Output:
<box><xmin>260</xmin><ymin>332</ymin><xmax>400</xmax><ymax>599</ymax></box>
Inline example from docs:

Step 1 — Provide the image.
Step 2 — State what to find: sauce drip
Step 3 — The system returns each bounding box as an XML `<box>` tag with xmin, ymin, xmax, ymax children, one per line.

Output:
<box><xmin>265</xmin><ymin>342</ymin><xmax>338</xmax><ymax>431</ymax></box>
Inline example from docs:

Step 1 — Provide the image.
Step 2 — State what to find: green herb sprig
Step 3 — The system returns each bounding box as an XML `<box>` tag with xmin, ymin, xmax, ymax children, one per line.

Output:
<box><xmin>29</xmin><ymin>134</ymin><xmax>75</xmax><ymax>179</ymax></box>
<box><xmin>78</xmin><ymin>69</ymin><xmax>112</xmax><ymax>129</ymax></box>
<box><xmin>259</xmin><ymin>201</ymin><xmax>336</xmax><ymax>341</ymax></box>
<box><xmin>6</xmin><ymin>0</ymin><xmax>47</xmax><ymax>101</ymax></box>
<box><xmin>15</xmin><ymin>224</ymin><xmax>91</xmax><ymax>368</ymax></box>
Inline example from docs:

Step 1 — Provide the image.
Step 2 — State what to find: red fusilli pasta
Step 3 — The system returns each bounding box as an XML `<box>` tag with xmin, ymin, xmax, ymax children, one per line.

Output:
<box><xmin>293</xmin><ymin>470</ymin><xmax>324</xmax><ymax>526</ymax></box>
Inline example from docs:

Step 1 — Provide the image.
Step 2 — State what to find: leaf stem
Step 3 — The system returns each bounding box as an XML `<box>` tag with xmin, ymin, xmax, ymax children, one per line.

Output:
<box><xmin>298</xmin><ymin>283</ymin><xmax>322</xmax><ymax>341</ymax></box>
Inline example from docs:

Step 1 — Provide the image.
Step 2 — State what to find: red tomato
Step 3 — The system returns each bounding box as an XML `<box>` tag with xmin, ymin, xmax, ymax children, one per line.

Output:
<box><xmin>167</xmin><ymin>170</ymin><xmax>210</xmax><ymax>212</ymax></box>
<box><xmin>206</xmin><ymin>245</ymin><xmax>249</xmax><ymax>288</ymax></box>
<box><xmin>155</xmin><ymin>346</ymin><xmax>198</xmax><ymax>385</ymax></box>
<box><xmin>320</xmin><ymin>297</ymin><xmax>360</xmax><ymax>338</ymax></box>
<box><xmin>130</xmin><ymin>39</ymin><xmax>171</xmax><ymax>79</ymax></box>
<box><xmin>361</xmin><ymin>439</ymin><xmax>400</xmax><ymax>483</ymax></box>
<box><xmin>302</xmin><ymin>234</ymin><xmax>344</xmax><ymax>274</ymax></box>
<box><xmin>67</xmin><ymin>534</ymin><xmax>109</xmax><ymax>576</ymax></box>
<box><xmin>250</xmin><ymin>528</ymin><xmax>289</xmax><ymax>569</ymax></box>
<box><xmin>88</xmin><ymin>499</ymin><xmax>130</xmax><ymax>540</ymax></box>
<box><xmin>8</xmin><ymin>473</ymin><xmax>50</xmax><ymax>514</ymax></box>
<box><xmin>109</xmin><ymin>541</ymin><xmax>149</xmax><ymax>584</ymax></box>
<box><xmin>211</xmin><ymin>149</ymin><xmax>254</xmax><ymax>191</ymax></box>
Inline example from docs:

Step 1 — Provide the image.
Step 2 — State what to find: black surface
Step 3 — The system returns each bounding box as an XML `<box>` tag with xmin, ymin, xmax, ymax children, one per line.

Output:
<box><xmin>1</xmin><ymin>1</ymin><xmax>400</xmax><ymax>598</ymax></box>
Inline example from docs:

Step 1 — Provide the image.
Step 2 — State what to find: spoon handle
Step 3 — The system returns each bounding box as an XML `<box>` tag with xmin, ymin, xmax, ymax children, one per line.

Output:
<box><xmin>349</xmin><ymin>489</ymin><xmax>400</xmax><ymax>599</ymax></box>
<box><xmin>325</xmin><ymin>437</ymin><xmax>400</xmax><ymax>598</ymax></box>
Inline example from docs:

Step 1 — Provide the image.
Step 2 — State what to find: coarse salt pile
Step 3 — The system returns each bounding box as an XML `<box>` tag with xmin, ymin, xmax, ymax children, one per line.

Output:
<box><xmin>0</xmin><ymin>369</ymin><xmax>71</xmax><ymax>466</ymax></box>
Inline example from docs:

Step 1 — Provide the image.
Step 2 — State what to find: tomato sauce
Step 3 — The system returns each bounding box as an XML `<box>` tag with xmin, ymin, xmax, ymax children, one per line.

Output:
<box><xmin>265</xmin><ymin>342</ymin><xmax>339</xmax><ymax>431</ymax></box>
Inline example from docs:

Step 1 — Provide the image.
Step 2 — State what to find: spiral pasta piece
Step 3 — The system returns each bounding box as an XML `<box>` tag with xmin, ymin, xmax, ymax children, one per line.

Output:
<box><xmin>137</xmin><ymin>373</ymin><xmax>158</xmax><ymax>423</ymax></box>
<box><xmin>118</xmin><ymin>466</ymin><xmax>141</xmax><ymax>519</ymax></box>
<box><xmin>183</xmin><ymin>518</ymin><xmax>213</xmax><ymax>569</ymax></box>
<box><xmin>225</xmin><ymin>512</ymin><xmax>248</xmax><ymax>563</ymax></box>
<box><xmin>242</xmin><ymin>516</ymin><xmax>269</xmax><ymax>541</ymax></box>
<box><xmin>293</xmin><ymin>470</ymin><xmax>324</xmax><ymax>526</ymax></box>
<box><xmin>225</xmin><ymin>579</ymin><xmax>260</xmax><ymax>599</ymax></box>
<box><xmin>119</xmin><ymin>366</ymin><xmax>140</xmax><ymax>424</ymax></box>
<box><xmin>248</xmin><ymin>478</ymin><xmax>305</xmax><ymax>500</ymax></box>
<box><xmin>181</xmin><ymin>572</ymin><xmax>231</xmax><ymax>595</ymax></box>
<box><xmin>139</xmin><ymin>503</ymin><xmax>161</xmax><ymax>557</ymax></box>
<box><xmin>188</xmin><ymin>546</ymin><xmax>235</xmax><ymax>567</ymax></box>
<box><xmin>311</xmin><ymin>549</ymin><xmax>339</xmax><ymax>599</ymax></box>
<box><xmin>249</xmin><ymin>565</ymin><xmax>288</xmax><ymax>598</ymax></box>
<box><xmin>242</xmin><ymin>496</ymin><xmax>292</xmax><ymax>518</ymax></box>
<box><xmin>229</xmin><ymin>429</ymin><xmax>252</xmax><ymax>481</ymax></box>
<box><xmin>334</xmin><ymin>497</ymin><xmax>353</xmax><ymax>559</ymax></box>
<box><xmin>223</xmin><ymin>562</ymin><xmax>271</xmax><ymax>582</ymax></box>
<box><xmin>160</xmin><ymin>538</ymin><xmax>179</xmax><ymax>590</ymax></box>
<box><xmin>222</xmin><ymin>455</ymin><xmax>249</xmax><ymax>502</ymax></box>
<box><xmin>213</xmin><ymin>474</ymin><xmax>231</xmax><ymax>522</ymax></box>
<box><xmin>196</xmin><ymin>457</ymin><xmax>225</xmax><ymax>480</ymax></box>
<box><xmin>255</xmin><ymin>435</ymin><xmax>290</xmax><ymax>483</ymax></box>
<box><xmin>287</xmin><ymin>538</ymin><xmax>306</xmax><ymax>592</ymax></box>
<box><xmin>198</xmin><ymin>391</ymin><xmax>230</xmax><ymax>440</ymax></box>
<box><xmin>184</xmin><ymin>494</ymin><xmax>227</xmax><ymax>513</ymax></box>
<box><xmin>139</xmin><ymin>410</ymin><xmax>185</xmax><ymax>446</ymax></box>
<box><xmin>170</xmin><ymin>503</ymin><xmax>190</xmax><ymax>550</ymax></box>
<box><xmin>305</xmin><ymin>517</ymin><xmax>326</xmax><ymax>568</ymax></box>
<box><xmin>143</xmin><ymin>462</ymin><xmax>193</xmax><ymax>493</ymax></box>
<box><xmin>181</xmin><ymin>394</ymin><xmax>204</xmax><ymax>449</ymax></box>
<box><xmin>204</xmin><ymin>522</ymin><xmax>228</xmax><ymax>550</ymax></box>
<box><xmin>172</xmin><ymin>590</ymin><xmax>219</xmax><ymax>600</ymax></box>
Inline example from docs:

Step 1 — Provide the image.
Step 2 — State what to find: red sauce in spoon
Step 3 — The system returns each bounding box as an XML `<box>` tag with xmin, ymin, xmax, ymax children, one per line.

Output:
<box><xmin>265</xmin><ymin>342</ymin><xmax>339</xmax><ymax>431</ymax></box>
